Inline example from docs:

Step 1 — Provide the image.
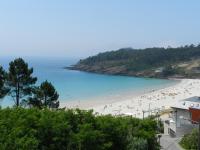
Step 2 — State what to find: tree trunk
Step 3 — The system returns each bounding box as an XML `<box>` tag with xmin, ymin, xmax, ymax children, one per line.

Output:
<box><xmin>16</xmin><ymin>83</ymin><xmax>19</xmax><ymax>106</ymax></box>
<box><xmin>44</xmin><ymin>95</ymin><xmax>47</xmax><ymax>107</ymax></box>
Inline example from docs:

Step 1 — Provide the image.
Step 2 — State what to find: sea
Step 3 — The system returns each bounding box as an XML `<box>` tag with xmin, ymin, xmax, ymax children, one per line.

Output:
<box><xmin>0</xmin><ymin>56</ymin><xmax>177</xmax><ymax>107</ymax></box>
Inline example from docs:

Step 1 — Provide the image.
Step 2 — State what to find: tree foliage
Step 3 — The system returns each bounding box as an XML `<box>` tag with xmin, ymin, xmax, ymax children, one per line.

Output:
<box><xmin>75</xmin><ymin>45</ymin><xmax>200</xmax><ymax>76</ymax></box>
<box><xmin>28</xmin><ymin>81</ymin><xmax>59</xmax><ymax>109</ymax></box>
<box><xmin>161</xmin><ymin>65</ymin><xmax>175</xmax><ymax>77</ymax></box>
<box><xmin>0</xmin><ymin>58</ymin><xmax>60</xmax><ymax>109</ymax></box>
<box><xmin>7</xmin><ymin>58</ymin><xmax>37</xmax><ymax>106</ymax></box>
<box><xmin>0</xmin><ymin>66</ymin><xmax>9</xmax><ymax>99</ymax></box>
<box><xmin>179</xmin><ymin>128</ymin><xmax>198</xmax><ymax>149</ymax></box>
<box><xmin>0</xmin><ymin>108</ymin><xmax>159</xmax><ymax>150</ymax></box>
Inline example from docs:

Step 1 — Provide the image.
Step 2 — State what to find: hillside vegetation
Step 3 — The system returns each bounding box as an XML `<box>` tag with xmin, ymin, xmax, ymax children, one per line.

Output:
<box><xmin>69</xmin><ymin>44</ymin><xmax>200</xmax><ymax>78</ymax></box>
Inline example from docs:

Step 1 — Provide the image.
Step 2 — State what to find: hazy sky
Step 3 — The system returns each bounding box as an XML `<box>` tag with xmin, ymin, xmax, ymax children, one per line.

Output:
<box><xmin>1</xmin><ymin>0</ymin><xmax>200</xmax><ymax>58</ymax></box>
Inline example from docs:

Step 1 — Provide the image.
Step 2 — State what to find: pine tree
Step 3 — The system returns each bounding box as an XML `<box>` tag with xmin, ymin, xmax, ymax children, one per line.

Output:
<box><xmin>0</xmin><ymin>66</ymin><xmax>9</xmax><ymax>99</ymax></box>
<box><xmin>7</xmin><ymin>58</ymin><xmax>37</xmax><ymax>106</ymax></box>
<box><xmin>40</xmin><ymin>80</ymin><xmax>59</xmax><ymax>108</ymax></box>
<box><xmin>29</xmin><ymin>80</ymin><xmax>59</xmax><ymax>108</ymax></box>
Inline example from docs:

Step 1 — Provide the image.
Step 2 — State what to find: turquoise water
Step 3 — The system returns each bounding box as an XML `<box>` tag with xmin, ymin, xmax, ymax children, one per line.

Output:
<box><xmin>0</xmin><ymin>57</ymin><xmax>176</xmax><ymax>107</ymax></box>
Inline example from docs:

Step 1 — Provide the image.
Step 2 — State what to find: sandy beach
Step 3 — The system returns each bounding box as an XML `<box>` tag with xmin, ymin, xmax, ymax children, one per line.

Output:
<box><xmin>60</xmin><ymin>79</ymin><xmax>200</xmax><ymax>118</ymax></box>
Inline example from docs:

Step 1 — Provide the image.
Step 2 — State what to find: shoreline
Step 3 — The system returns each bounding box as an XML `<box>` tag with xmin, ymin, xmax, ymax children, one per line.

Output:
<box><xmin>66</xmin><ymin>66</ymin><xmax>181</xmax><ymax>80</ymax></box>
<box><xmin>60</xmin><ymin>78</ymin><xmax>198</xmax><ymax>118</ymax></box>
<box><xmin>60</xmin><ymin>79</ymin><xmax>179</xmax><ymax>109</ymax></box>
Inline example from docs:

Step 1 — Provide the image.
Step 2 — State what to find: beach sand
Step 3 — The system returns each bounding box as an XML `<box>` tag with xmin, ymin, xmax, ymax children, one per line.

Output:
<box><xmin>60</xmin><ymin>79</ymin><xmax>200</xmax><ymax>118</ymax></box>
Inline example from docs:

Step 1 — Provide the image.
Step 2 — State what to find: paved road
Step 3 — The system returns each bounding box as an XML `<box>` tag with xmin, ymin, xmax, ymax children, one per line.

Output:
<box><xmin>160</xmin><ymin>135</ymin><xmax>183</xmax><ymax>150</ymax></box>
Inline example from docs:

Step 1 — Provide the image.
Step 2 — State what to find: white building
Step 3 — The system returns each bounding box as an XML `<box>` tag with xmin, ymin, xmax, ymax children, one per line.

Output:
<box><xmin>164</xmin><ymin>96</ymin><xmax>200</xmax><ymax>136</ymax></box>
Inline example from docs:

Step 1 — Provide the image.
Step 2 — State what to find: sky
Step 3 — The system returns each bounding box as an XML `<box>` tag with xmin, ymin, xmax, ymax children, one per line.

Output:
<box><xmin>0</xmin><ymin>0</ymin><xmax>200</xmax><ymax>58</ymax></box>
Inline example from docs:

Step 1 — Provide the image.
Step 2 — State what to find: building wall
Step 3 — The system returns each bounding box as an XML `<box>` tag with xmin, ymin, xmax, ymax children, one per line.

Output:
<box><xmin>164</xmin><ymin>108</ymin><xmax>193</xmax><ymax>136</ymax></box>
<box><xmin>172</xmin><ymin>108</ymin><xmax>191</xmax><ymax>127</ymax></box>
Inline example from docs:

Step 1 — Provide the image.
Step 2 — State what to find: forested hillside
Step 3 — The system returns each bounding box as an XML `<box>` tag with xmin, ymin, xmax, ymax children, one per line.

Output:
<box><xmin>69</xmin><ymin>44</ymin><xmax>200</xmax><ymax>78</ymax></box>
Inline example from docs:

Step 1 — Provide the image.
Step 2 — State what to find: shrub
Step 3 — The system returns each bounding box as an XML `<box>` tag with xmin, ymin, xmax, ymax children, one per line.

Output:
<box><xmin>0</xmin><ymin>108</ymin><xmax>159</xmax><ymax>150</ymax></box>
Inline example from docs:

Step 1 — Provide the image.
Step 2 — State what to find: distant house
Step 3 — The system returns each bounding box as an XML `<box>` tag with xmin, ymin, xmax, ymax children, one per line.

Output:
<box><xmin>164</xmin><ymin>96</ymin><xmax>200</xmax><ymax>136</ymax></box>
<box><xmin>154</xmin><ymin>67</ymin><xmax>164</xmax><ymax>73</ymax></box>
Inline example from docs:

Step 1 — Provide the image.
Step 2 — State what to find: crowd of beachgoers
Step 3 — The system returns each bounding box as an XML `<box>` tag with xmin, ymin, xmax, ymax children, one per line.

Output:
<box><xmin>61</xmin><ymin>79</ymin><xmax>200</xmax><ymax>118</ymax></box>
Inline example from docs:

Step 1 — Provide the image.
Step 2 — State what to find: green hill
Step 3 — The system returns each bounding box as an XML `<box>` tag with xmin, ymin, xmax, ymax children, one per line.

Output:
<box><xmin>69</xmin><ymin>44</ymin><xmax>200</xmax><ymax>78</ymax></box>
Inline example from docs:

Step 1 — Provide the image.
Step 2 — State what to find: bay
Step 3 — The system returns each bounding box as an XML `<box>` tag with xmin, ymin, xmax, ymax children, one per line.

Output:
<box><xmin>0</xmin><ymin>57</ymin><xmax>176</xmax><ymax>107</ymax></box>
